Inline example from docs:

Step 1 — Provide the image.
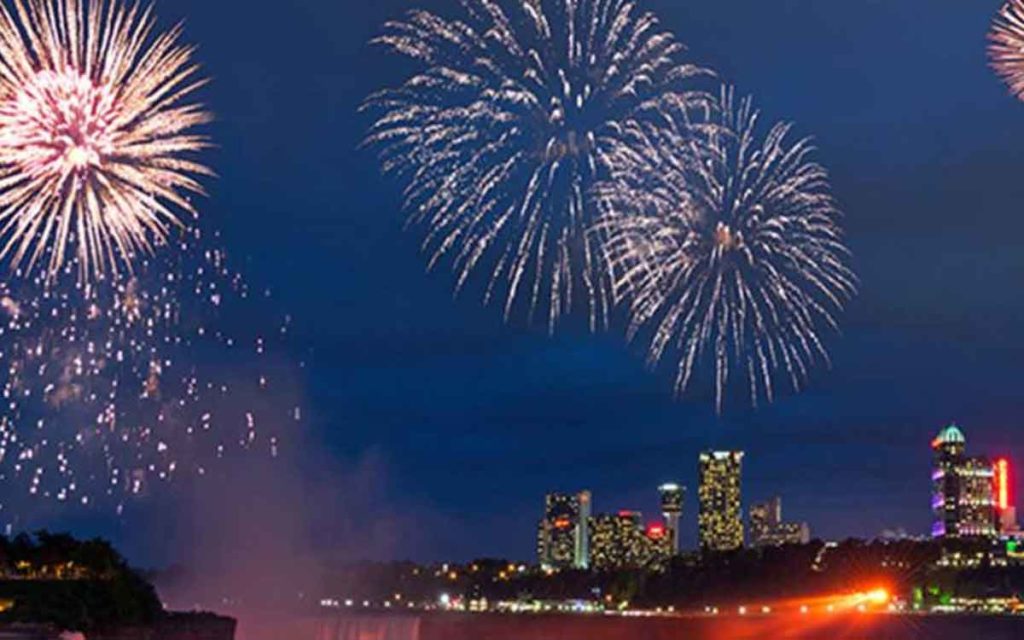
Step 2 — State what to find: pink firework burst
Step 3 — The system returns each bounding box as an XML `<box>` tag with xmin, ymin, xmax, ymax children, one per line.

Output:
<box><xmin>991</xmin><ymin>0</ymin><xmax>1024</xmax><ymax>100</ymax></box>
<box><xmin>0</xmin><ymin>0</ymin><xmax>211</xmax><ymax>282</ymax></box>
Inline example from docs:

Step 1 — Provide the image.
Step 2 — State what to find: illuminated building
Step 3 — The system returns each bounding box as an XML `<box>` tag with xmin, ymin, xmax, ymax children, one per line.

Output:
<box><xmin>931</xmin><ymin>425</ymin><xmax>997</xmax><ymax>540</ymax></box>
<box><xmin>769</xmin><ymin>522</ymin><xmax>811</xmax><ymax>546</ymax></box>
<box><xmin>1000</xmin><ymin>506</ymin><xmax>1020</xmax><ymax>536</ymax></box>
<box><xmin>749</xmin><ymin>498</ymin><xmax>778</xmax><ymax>544</ymax></box>
<box><xmin>588</xmin><ymin>511</ymin><xmax>671</xmax><ymax>571</ymax></box>
<box><xmin>537</xmin><ymin>491</ymin><xmax>591</xmax><ymax>570</ymax></box>
<box><xmin>749</xmin><ymin>496</ymin><xmax>811</xmax><ymax>547</ymax></box>
<box><xmin>658</xmin><ymin>483</ymin><xmax>684</xmax><ymax>555</ymax></box>
<box><xmin>698</xmin><ymin>451</ymin><xmax>745</xmax><ymax>552</ymax></box>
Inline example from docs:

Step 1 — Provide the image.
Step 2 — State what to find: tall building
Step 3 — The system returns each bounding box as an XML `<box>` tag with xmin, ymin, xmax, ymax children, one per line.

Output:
<box><xmin>699</xmin><ymin>451</ymin><xmax>745</xmax><ymax>552</ymax></box>
<box><xmin>749</xmin><ymin>497</ymin><xmax>781</xmax><ymax>545</ymax></box>
<box><xmin>749</xmin><ymin>497</ymin><xmax>810</xmax><ymax>547</ymax></box>
<box><xmin>537</xmin><ymin>491</ymin><xmax>591</xmax><ymax>570</ymax></box>
<box><xmin>931</xmin><ymin>425</ymin><xmax>997</xmax><ymax>540</ymax></box>
<box><xmin>588</xmin><ymin>511</ymin><xmax>671</xmax><ymax>571</ymax></box>
<box><xmin>658</xmin><ymin>483</ymin><xmax>684</xmax><ymax>555</ymax></box>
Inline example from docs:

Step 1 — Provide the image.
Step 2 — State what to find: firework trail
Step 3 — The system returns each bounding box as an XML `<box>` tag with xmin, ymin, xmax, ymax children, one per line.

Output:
<box><xmin>595</xmin><ymin>90</ymin><xmax>856</xmax><ymax>411</ymax></box>
<box><xmin>0</xmin><ymin>0</ymin><xmax>211</xmax><ymax>283</ymax></box>
<box><xmin>365</xmin><ymin>0</ymin><xmax>709</xmax><ymax>329</ymax></box>
<box><xmin>0</xmin><ymin>225</ymin><xmax>300</xmax><ymax>515</ymax></box>
<box><xmin>990</xmin><ymin>1</ymin><xmax>1024</xmax><ymax>100</ymax></box>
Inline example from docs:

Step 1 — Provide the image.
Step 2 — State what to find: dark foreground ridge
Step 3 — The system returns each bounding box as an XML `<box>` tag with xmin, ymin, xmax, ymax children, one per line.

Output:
<box><xmin>0</xmin><ymin>532</ymin><xmax>235</xmax><ymax>640</ymax></box>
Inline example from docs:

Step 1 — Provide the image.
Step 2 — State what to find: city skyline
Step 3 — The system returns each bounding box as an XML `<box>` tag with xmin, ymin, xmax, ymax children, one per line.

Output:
<box><xmin>531</xmin><ymin>425</ymin><xmax>1021</xmax><ymax>565</ymax></box>
<box><xmin>6</xmin><ymin>0</ymin><xmax>1024</xmax><ymax>570</ymax></box>
<box><xmin>2</xmin><ymin>0</ymin><xmax>1024</xmax><ymax>637</ymax></box>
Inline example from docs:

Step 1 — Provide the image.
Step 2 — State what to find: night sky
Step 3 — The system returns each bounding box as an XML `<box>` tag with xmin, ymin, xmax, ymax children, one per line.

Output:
<box><xmin>37</xmin><ymin>0</ymin><xmax>1024</xmax><ymax>565</ymax></box>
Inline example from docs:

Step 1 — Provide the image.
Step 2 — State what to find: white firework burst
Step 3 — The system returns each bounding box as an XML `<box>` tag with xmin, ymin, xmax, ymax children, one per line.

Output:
<box><xmin>365</xmin><ymin>0</ymin><xmax>709</xmax><ymax>329</ymax></box>
<box><xmin>990</xmin><ymin>0</ymin><xmax>1024</xmax><ymax>100</ymax></box>
<box><xmin>595</xmin><ymin>89</ymin><xmax>856</xmax><ymax>411</ymax></box>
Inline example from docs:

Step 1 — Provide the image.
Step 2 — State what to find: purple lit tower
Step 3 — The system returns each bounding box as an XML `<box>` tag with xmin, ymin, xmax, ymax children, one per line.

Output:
<box><xmin>931</xmin><ymin>424</ymin><xmax>997</xmax><ymax>539</ymax></box>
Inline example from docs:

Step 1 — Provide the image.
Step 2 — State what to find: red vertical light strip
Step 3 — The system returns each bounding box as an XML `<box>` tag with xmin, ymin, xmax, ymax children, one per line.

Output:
<box><xmin>997</xmin><ymin>459</ymin><xmax>1010</xmax><ymax>511</ymax></box>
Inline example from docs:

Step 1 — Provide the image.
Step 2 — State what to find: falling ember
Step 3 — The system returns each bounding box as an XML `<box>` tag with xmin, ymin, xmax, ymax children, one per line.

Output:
<box><xmin>0</xmin><ymin>226</ymin><xmax>301</xmax><ymax>513</ymax></box>
<box><xmin>0</xmin><ymin>0</ymin><xmax>212</xmax><ymax>282</ymax></box>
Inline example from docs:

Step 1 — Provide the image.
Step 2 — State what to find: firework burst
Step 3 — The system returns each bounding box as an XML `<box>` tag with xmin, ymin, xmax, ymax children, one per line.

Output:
<box><xmin>365</xmin><ymin>0</ymin><xmax>708</xmax><ymax>329</ymax></box>
<box><xmin>595</xmin><ymin>90</ymin><xmax>856</xmax><ymax>411</ymax></box>
<box><xmin>990</xmin><ymin>0</ymin><xmax>1024</xmax><ymax>100</ymax></box>
<box><xmin>0</xmin><ymin>0</ymin><xmax>211</xmax><ymax>283</ymax></box>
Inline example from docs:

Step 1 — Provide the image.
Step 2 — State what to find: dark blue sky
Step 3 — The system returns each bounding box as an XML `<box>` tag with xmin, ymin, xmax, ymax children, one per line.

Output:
<box><xmin>72</xmin><ymin>0</ymin><xmax>1024</xmax><ymax>563</ymax></box>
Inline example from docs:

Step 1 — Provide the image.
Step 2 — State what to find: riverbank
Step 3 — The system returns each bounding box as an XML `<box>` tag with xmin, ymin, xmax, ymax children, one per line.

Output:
<box><xmin>255</xmin><ymin>611</ymin><xmax>1024</xmax><ymax>640</ymax></box>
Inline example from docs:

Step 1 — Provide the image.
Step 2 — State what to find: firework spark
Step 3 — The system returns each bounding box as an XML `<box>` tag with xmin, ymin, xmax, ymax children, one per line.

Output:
<box><xmin>990</xmin><ymin>1</ymin><xmax>1024</xmax><ymax>100</ymax></box>
<box><xmin>365</xmin><ymin>0</ymin><xmax>708</xmax><ymax>329</ymax></box>
<box><xmin>0</xmin><ymin>226</ymin><xmax>299</xmax><ymax>514</ymax></box>
<box><xmin>595</xmin><ymin>90</ymin><xmax>856</xmax><ymax>411</ymax></box>
<box><xmin>0</xmin><ymin>0</ymin><xmax>211</xmax><ymax>282</ymax></box>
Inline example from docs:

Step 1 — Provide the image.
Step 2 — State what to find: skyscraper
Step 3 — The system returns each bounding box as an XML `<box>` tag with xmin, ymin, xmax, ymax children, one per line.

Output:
<box><xmin>658</xmin><ymin>483</ymin><xmax>684</xmax><ymax>555</ymax></box>
<box><xmin>749</xmin><ymin>497</ymin><xmax>781</xmax><ymax>546</ymax></box>
<box><xmin>537</xmin><ymin>491</ymin><xmax>591</xmax><ymax>570</ymax></box>
<box><xmin>749</xmin><ymin>496</ymin><xmax>811</xmax><ymax>547</ymax></box>
<box><xmin>699</xmin><ymin>451</ymin><xmax>745</xmax><ymax>552</ymax></box>
<box><xmin>931</xmin><ymin>425</ymin><xmax>997</xmax><ymax>540</ymax></box>
<box><xmin>588</xmin><ymin>511</ymin><xmax>672</xmax><ymax>571</ymax></box>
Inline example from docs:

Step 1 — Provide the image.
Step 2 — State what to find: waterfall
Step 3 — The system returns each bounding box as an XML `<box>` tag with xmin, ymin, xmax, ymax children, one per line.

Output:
<box><xmin>318</xmin><ymin>615</ymin><xmax>422</xmax><ymax>640</ymax></box>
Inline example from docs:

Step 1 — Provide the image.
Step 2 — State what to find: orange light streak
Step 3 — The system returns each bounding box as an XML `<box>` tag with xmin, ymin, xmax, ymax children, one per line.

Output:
<box><xmin>997</xmin><ymin>459</ymin><xmax>1010</xmax><ymax>511</ymax></box>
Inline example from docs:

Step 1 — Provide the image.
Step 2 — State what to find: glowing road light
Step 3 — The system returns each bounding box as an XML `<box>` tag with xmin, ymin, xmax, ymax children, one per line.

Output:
<box><xmin>865</xmin><ymin>588</ymin><xmax>890</xmax><ymax>605</ymax></box>
<box><xmin>761</xmin><ymin>606</ymin><xmax>771</xmax><ymax>614</ymax></box>
<box><xmin>826</xmin><ymin>604</ymin><xmax>835</xmax><ymax>613</ymax></box>
<box><xmin>800</xmin><ymin>605</ymin><xmax>809</xmax><ymax>614</ymax></box>
<box><xmin>738</xmin><ymin>606</ymin><xmax>748</xmax><ymax>616</ymax></box>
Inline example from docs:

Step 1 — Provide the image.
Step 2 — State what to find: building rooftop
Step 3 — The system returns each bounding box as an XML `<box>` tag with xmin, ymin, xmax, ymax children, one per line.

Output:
<box><xmin>933</xmin><ymin>424</ymin><xmax>966</xmax><ymax>448</ymax></box>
